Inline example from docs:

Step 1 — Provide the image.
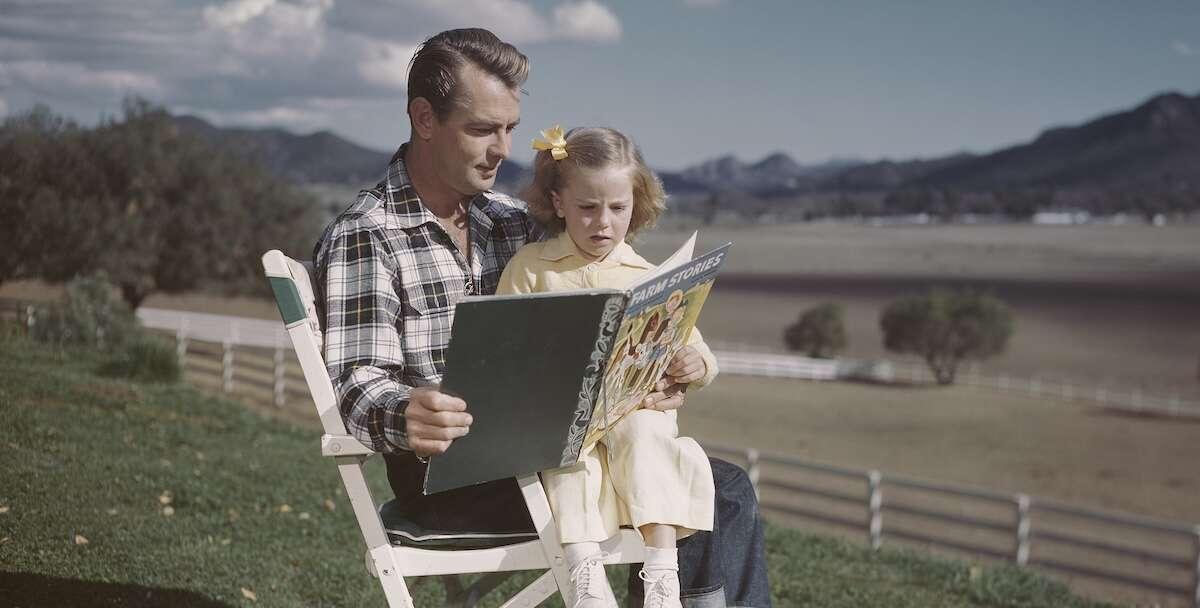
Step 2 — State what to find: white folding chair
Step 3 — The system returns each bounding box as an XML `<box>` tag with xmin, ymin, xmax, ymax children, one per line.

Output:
<box><xmin>262</xmin><ymin>250</ymin><xmax>645</xmax><ymax>608</ymax></box>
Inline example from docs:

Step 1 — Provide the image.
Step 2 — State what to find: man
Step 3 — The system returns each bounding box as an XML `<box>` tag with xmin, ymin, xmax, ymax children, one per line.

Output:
<box><xmin>313</xmin><ymin>28</ymin><xmax>770</xmax><ymax>608</ymax></box>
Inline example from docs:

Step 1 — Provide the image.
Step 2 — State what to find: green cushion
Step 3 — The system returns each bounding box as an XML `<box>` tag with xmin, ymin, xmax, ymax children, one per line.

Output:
<box><xmin>379</xmin><ymin>500</ymin><xmax>539</xmax><ymax>550</ymax></box>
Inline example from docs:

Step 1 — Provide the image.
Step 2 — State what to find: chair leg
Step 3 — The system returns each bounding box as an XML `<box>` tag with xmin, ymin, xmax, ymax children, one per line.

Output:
<box><xmin>516</xmin><ymin>475</ymin><xmax>572</xmax><ymax>599</ymax></box>
<box><xmin>497</xmin><ymin>571</ymin><xmax>558</xmax><ymax>608</ymax></box>
<box><xmin>370</xmin><ymin>545</ymin><xmax>416</xmax><ymax>608</ymax></box>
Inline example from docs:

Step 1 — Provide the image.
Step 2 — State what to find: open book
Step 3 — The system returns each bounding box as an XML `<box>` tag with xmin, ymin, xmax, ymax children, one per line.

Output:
<box><xmin>424</xmin><ymin>233</ymin><xmax>731</xmax><ymax>494</ymax></box>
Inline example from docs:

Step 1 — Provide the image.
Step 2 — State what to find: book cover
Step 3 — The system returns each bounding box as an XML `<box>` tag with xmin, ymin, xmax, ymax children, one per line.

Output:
<box><xmin>423</xmin><ymin>233</ymin><xmax>730</xmax><ymax>494</ymax></box>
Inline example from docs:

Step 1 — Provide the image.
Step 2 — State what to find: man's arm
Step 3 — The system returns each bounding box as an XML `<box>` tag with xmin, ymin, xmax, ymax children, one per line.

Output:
<box><xmin>319</xmin><ymin>222</ymin><xmax>473</xmax><ymax>457</ymax></box>
<box><xmin>319</xmin><ymin>223</ymin><xmax>414</xmax><ymax>453</ymax></box>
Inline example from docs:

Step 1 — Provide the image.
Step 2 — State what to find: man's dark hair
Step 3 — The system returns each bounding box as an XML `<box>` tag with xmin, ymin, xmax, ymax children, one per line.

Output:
<box><xmin>406</xmin><ymin>28</ymin><xmax>529</xmax><ymax>120</ymax></box>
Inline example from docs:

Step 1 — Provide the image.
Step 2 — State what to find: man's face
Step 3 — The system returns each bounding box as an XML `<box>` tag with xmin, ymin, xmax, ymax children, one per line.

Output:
<box><xmin>428</xmin><ymin>63</ymin><xmax>521</xmax><ymax>197</ymax></box>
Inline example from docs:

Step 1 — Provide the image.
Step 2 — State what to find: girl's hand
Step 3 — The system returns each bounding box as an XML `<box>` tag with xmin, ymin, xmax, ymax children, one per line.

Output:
<box><xmin>643</xmin><ymin>381</ymin><xmax>687</xmax><ymax>411</ymax></box>
<box><xmin>665</xmin><ymin>345</ymin><xmax>706</xmax><ymax>385</ymax></box>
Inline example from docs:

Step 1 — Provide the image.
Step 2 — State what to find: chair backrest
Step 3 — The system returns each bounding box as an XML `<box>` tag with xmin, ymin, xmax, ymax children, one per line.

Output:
<box><xmin>262</xmin><ymin>250</ymin><xmax>346</xmax><ymax>436</ymax></box>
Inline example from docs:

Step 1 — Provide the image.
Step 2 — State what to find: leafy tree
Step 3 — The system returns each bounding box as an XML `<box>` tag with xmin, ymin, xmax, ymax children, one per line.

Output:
<box><xmin>879</xmin><ymin>289</ymin><xmax>1014</xmax><ymax>385</ymax></box>
<box><xmin>1</xmin><ymin>99</ymin><xmax>322</xmax><ymax>308</ymax></box>
<box><xmin>784</xmin><ymin>302</ymin><xmax>847</xmax><ymax>358</ymax></box>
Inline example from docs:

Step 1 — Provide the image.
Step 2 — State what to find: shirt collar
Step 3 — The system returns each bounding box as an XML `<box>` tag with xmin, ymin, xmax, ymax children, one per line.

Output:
<box><xmin>380</xmin><ymin>144</ymin><xmax>503</xmax><ymax>233</ymax></box>
<box><xmin>538</xmin><ymin>231</ymin><xmax>653</xmax><ymax>269</ymax></box>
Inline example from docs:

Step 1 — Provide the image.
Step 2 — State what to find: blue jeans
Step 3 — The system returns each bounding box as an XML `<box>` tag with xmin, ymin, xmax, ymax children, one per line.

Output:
<box><xmin>626</xmin><ymin>458</ymin><xmax>772</xmax><ymax>608</ymax></box>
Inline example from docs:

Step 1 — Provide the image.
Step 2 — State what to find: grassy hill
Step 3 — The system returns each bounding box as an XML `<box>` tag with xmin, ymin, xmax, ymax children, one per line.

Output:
<box><xmin>0</xmin><ymin>331</ymin><xmax>1111</xmax><ymax>607</ymax></box>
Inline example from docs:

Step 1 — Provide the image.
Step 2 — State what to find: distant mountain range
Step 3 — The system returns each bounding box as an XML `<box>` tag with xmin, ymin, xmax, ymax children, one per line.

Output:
<box><xmin>174</xmin><ymin>90</ymin><xmax>1200</xmax><ymax>205</ymax></box>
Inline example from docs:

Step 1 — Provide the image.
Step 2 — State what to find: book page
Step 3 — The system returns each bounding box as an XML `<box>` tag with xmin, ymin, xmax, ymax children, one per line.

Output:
<box><xmin>582</xmin><ymin>241</ymin><xmax>732</xmax><ymax>449</ymax></box>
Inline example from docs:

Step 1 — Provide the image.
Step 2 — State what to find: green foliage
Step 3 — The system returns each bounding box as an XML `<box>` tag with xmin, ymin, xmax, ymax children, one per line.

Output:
<box><xmin>784</xmin><ymin>302</ymin><xmax>847</xmax><ymax>358</ymax></box>
<box><xmin>30</xmin><ymin>273</ymin><xmax>138</xmax><ymax>350</ymax></box>
<box><xmin>0</xmin><ymin>99</ymin><xmax>323</xmax><ymax>307</ymax></box>
<box><xmin>98</xmin><ymin>335</ymin><xmax>181</xmax><ymax>383</ymax></box>
<box><xmin>880</xmin><ymin>289</ymin><xmax>1014</xmax><ymax>385</ymax></box>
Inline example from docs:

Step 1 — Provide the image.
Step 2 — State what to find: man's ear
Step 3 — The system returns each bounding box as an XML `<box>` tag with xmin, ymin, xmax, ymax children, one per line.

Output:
<box><xmin>410</xmin><ymin>97</ymin><xmax>436</xmax><ymax>141</ymax></box>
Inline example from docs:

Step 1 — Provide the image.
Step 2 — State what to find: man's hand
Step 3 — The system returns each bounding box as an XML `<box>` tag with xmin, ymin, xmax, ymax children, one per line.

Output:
<box><xmin>405</xmin><ymin>387</ymin><xmax>472</xmax><ymax>458</ymax></box>
<box><xmin>641</xmin><ymin>346</ymin><xmax>706</xmax><ymax>412</ymax></box>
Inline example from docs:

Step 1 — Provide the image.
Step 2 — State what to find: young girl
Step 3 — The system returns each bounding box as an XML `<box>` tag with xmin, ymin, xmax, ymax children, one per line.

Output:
<box><xmin>496</xmin><ymin>126</ymin><xmax>719</xmax><ymax>608</ymax></box>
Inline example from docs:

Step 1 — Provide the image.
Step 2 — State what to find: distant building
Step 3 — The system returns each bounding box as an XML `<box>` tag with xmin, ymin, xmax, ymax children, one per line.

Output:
<box><xmin>1032</xmin><ymin>210</ymin><xmax>1091</xmax><ymax>225</ymax></box>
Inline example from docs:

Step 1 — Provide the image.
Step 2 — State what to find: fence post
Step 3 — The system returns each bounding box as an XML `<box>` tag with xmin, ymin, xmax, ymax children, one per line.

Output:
<box><xmin>1191</xmin><ymin>525</ymin><xmax>1200</xmax><ymax>608</ymax></box>
<box><xmin>222</xmin><ymin>340</ymin><xmax>234</xmax><ymax>393</ymax></box>
<box><xmin>273</xmin><ymin>347</ymin><xmax>286</xmax><ymax>408</ymax></box>
<box><xmin>175</xmin><ymin>329</ymin><xmax>189</xmax><ymax>367</ymax></box>
<box><xmin>1014</xmin><ymin>494</ymin><xmax>1031</xmax><ymax>566</ymax></box>
<box><xmin>867</xmin><ymin>470</ymin><xmax>883</xmax><ymax>551</ymax></box>
<box><xmin>745</xmin><ymin>448</ymin><xmax>760</xmax><ymax>501</ymax></box>
<box><xmin>25</xmin><ymin>304</ymin><xmax>35</xmax><ymax>334</ymax></box>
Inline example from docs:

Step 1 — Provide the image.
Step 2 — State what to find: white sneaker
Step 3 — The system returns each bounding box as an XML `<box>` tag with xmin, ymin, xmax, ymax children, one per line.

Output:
<box><xmin>567</xmin><ymin>557</ymin><xmax>618</xmax><ymax>608</ymax></box>
<box><xmin>639</xmin><ymin>568</ymin><xmax>682</xmax><ymax>608</ymax></box>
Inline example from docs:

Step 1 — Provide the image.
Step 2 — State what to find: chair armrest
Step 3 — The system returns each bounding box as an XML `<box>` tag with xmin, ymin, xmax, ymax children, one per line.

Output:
<box><xmin>321</xmin><ymin>434</ymin><xmax>377</xmax><ymax>457</ymax></box>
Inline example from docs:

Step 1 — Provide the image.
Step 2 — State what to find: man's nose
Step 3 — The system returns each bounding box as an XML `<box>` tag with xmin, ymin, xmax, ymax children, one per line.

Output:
<box><xmin>489</xmin><ymin>131</ymin><xmax>511</xmax><ymax>162</ymax></box>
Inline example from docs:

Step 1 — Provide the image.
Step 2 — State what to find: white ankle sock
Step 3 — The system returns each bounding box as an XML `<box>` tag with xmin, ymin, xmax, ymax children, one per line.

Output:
<box><xmin>563</xmin><ymin>541</ymin><xmax>603</xmax><ymax>570</ymax></box>
<box><xmin>643</xmin><ymin>546</ymin><xmax>678</xmax><ymax>574</ymax></box>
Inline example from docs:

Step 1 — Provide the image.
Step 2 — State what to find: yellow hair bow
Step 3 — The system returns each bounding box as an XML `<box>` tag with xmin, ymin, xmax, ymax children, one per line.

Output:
<box><xmin>532</xmin><ymin>125</ymin><xmax>568</xmax><ymax>160</ymax></box>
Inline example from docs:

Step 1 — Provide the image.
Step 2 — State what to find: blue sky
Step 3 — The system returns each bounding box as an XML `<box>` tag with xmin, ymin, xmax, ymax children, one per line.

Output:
<box><xmin>1</xmin><ymin>0</ymin><xmax>1198</xmax><ymax>169</ymax></box>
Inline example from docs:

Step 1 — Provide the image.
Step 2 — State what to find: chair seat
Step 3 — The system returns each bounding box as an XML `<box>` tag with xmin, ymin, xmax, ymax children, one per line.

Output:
<box><xmin>380</xmin><ymin>499</ymin><xmax>539</xmax><ymax>550</ymax></box>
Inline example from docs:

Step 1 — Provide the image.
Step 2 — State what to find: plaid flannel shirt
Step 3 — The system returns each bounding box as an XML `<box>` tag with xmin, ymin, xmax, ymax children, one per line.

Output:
<box><xmin>313</xmin><ymin>145</ymin><xmax>542</xmax><ymax>453</ymax></box>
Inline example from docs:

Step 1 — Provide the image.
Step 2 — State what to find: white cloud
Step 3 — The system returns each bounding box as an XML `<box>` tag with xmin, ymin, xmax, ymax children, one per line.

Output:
<box><xmin>405</xmin><ymin>0</ymin><xmax>621</xmax><ymax>45</ymax></box>
<box><xmin>0</xmin><ymin>60</ymin><xmax>166</xmax><ymax>98</ymax></box>
<box><xmin>552</xmin><ymin>1</ymin><xmax>622</xmax><ymax>43</ymax></box>
<box><xmin>0</xmin><ymin>0</ymin><xmax>621</xmax><ymax>144</ymax></box>
<box><xmin>1171</xmin><ymin>40</ymin><xmax>1196</xmax><ymax>57</ymax></box>
<box><xmin>358</xmin><ymin>42</ymin><xmax>420</xmax><ymax>90</ymax></box>
<box><xmin>194</xmin><ymin>104</ymin><xmax>328</xmax><ymax>128</ymax></box>
<box><xmin>203</xmin><ymin>0</ymin><xmax>276</xmax><ymax>29</ymax></box>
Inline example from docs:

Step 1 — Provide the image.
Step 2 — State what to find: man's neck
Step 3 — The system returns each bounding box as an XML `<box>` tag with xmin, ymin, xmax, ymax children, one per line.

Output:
<box><xmin>404</xmin><ymin>140</ymin><xmax>471</xmax><ymax>220</ymax></box>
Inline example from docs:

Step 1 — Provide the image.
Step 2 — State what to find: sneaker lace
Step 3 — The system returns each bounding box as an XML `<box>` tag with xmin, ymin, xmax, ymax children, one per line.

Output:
<box><xmin>570</xmin><ymin>557</ymin><xmax>606</xmax><ymax>601</ymax></box>
<box><xmin>638</xmin><ymin>569</ymin><xmax>675</xmax><ymax>608</ymax></box>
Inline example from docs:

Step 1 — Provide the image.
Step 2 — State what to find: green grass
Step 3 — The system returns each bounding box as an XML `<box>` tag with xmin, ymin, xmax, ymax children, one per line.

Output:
<box><xmin>0</xmin><ymin>331</ymin><xmax>1112</xmax><ymax>607</ymax></box>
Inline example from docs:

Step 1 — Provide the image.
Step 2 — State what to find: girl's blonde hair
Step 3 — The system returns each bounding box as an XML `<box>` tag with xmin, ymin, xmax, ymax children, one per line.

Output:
<box><xmin>521</xmin><ymin>127</ymin><xmax>666</xmax><ymax>238</ymax></box>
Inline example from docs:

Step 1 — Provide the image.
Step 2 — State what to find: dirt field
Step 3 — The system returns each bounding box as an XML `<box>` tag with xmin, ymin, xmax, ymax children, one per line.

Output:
<box><xmin>636</xmin><ymin>223</ymin><xmax>1200</xmax><ymax>400</ymax></box>
<box><xmin>678</xmin><ymin>375</ymin><xmax>1200</xmax><ymax>607</ymax></box>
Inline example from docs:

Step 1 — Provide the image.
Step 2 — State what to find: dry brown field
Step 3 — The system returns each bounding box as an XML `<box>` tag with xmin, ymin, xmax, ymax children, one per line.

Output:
<box><xmin>678</xmin><ymin>375</ymin><xmax>1200</xmax><ymax>607</ymax></box>
<box><xmin>636</xmin><ymin>223</ymin><xmax>1200</xmax><ymax>401</ymax></box>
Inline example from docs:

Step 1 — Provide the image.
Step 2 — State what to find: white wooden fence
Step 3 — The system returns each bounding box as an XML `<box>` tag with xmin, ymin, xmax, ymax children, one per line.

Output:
<box><xmin>703</xmin><ymin>442</ymin><xmax>1200</xmax><ymax>607</ymax></box>
<box><xmin>5</xmin><ymin>301</ymin><xmax>1200</xmax><ymax>605</ymax></box>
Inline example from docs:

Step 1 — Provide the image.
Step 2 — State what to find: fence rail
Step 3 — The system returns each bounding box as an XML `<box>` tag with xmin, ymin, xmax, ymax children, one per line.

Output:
<box><xmin>703</xmin><ymin>442</ymin><xmax>1200</xmax><ymax>607</ymax></box>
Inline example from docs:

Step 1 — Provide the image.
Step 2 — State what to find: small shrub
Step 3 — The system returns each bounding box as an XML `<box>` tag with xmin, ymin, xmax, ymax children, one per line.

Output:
<box><xmin>31</xmin><ymin>273</ymin><xmax>138</xmax><ymax>350</ymax></box>
<box><xmin>784</xmin><ymin>302</ymin><xmax>847</xmax><ymax>358</ymax></box>
<box><xmin>99</xmin><ymin>336</ymin><xmax>181</xmax><ymax>383</ymax></box>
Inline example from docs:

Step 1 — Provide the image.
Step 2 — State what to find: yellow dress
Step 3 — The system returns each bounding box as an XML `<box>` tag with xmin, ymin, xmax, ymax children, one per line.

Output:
<box><xmin>496</xmin><ymin>231</ymin><xmax>717</xmax><ymax>543</ymax></box>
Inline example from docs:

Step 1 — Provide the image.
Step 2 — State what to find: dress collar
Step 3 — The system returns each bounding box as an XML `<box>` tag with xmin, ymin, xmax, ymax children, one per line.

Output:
<box><xmin>538</xmin><ymin>231</ymin><xmax>653</xmax><ymax>269</ymax></box>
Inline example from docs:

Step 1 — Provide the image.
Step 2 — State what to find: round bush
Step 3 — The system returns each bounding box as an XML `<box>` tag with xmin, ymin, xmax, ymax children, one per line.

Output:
<box><xmin>31</xmin><ymin>273</ymin><xmax>138</xmax><ymax>350</ymax></box>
